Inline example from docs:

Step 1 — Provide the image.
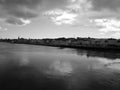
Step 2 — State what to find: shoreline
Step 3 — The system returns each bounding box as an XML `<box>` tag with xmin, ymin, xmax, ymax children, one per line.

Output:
<box><xmin>0</xmin><ymin>37</ymin><xmax>120</xmax><ymax>52</ymax></box>
<box><xmin>4</xmin><ymin>42</ymin><xmax>120</xmax><ymax>52</ymax></box>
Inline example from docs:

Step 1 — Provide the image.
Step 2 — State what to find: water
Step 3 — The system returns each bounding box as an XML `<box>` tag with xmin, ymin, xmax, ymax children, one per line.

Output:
<box><xmin>0</xmin><ymin>42</ymin><xmax>120</xmax><ymax>90</ymax></box>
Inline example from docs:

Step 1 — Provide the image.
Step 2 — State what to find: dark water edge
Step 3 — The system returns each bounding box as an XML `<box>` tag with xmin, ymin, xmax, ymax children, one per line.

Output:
<box><xmin>41</xmin><ymin>44</ymin><xmax>120</xmax><ymax>52</ymax></box>
<box><xmin>0</xmin><ymin>42</ymin><xmax>120</xmax><ymax>90</ymax></box>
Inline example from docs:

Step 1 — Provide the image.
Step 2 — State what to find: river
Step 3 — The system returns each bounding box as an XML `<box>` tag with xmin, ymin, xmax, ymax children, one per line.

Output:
<box><xmin>0</xmin><ymin>42</ymin><xmax>120</xmax><ymax>90</ymax></box>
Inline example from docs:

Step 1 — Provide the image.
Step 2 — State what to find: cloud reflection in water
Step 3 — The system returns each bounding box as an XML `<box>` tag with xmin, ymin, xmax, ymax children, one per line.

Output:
<box><xmin>92</xmin><ymin>58</ymin><xmax>120</xmax><ymax>70</ymax></box>
<box><xmin>18</xmin><ymin>53</ymin><xmax>29</xmax><ymax>66</ymax></box>
<box><xmin>46</xmin><ymin>60</ymin><xmax>73</xmax><ymax>76</ymax></box>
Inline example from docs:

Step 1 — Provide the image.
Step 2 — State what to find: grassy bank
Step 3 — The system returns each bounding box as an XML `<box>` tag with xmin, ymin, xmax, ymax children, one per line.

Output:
<box><xmin>0</xmin><ymin>37</ymin><xmax>120</xmax><ymax>51</ymax></box>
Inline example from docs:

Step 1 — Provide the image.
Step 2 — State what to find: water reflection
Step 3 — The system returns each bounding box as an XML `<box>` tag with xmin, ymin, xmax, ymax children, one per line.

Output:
<box><xmin>1</xmin><ymin>43</ymin><xmax>120</xmax><ymax>90</ymax></box>
<box><xmin>75</xmin><ymin>49</ymin><xmax>120</xmax><ymax>60</ymax></box>
<box><xmin>97</xmin><ymin>58</ymin><xmax>120</xmax><ymax>70</ymax></box>
<box><xmin>46</xmin><ymin>60</ymin><xmax>73</xmax><ymax>76</ymax></box>
<box><xmin>18</xmin><ymin>53</ymin><xmax>29</xmax><ymax>66</ymax></box>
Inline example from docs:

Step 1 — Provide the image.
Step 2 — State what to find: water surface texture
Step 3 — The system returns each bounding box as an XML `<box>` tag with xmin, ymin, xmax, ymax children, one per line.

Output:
<box><xmin>0</xmin><ymin>42</ymin><xmax>120</xmax><ymax>90</ymax></box>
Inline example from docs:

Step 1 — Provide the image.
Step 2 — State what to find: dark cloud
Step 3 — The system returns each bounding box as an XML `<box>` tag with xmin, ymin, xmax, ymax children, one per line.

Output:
<box><xmin>0</xmin><ymin>0</ymin><xmax>42</xmax><ymax>25</ymax></box>
<box><xmin>0</xmin><ymin>0</ymin><xmax>41</xmax><ymax>19</ymax></box>
<box><xmin>8</xmin><ymin>9</ymin><xmax>38</xmax><ymax>19</ymax></box>
<box><xmin>0</xmin><ymin>0</ymin><xmax>68</xmax><ymax>26</ymax></box>
<box><xmin>5</xmin><ymin>17</ymin><xmax>30</xmax><ymax>26</ymax></box>
<box><xmin>42</xmin><ymin>0</ymin><xmax>68</xmax><ymax>10</ymax></box>
<box><xmin>0</xmin><ymin>0</ymin><xmax>41</xmax><ymax>8</ymax></box>
<box><xmin>5</xmin><ymin>18</ymin><xmax>24</xmax><ymax>25</ymax></box>
<box><xmin>91</xmin><ymin>0</ymin><xmax>120</xmax><ymax>11</ymax></box>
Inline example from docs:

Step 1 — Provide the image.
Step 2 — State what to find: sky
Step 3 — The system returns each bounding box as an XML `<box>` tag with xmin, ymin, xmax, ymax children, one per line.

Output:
<box><xmin>0</xmin><ymin>0</ymin><xmax>120</xmax><ymax>39</ymax></box>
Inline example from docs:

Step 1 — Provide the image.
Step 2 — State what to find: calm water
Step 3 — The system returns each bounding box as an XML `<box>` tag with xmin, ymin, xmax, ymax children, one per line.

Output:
<box><xmin>0</xmin><ymin>42</ymin><xmax>120</xmax><ymax>90</ymax></box>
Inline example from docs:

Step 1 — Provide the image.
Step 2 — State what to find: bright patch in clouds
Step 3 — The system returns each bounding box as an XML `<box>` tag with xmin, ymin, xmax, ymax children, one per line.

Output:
<box><xmin>93</xmin><ymin>18</ymin><xmax>120</xmax><ymax>32</ymax></box>
<box><xmin>20</xmin><ymin>18</ymin><xmax>31</xmax><ymax>26</ymax></box>
<box><xmin>44</xmin><ymin>0</ymin><xmax>92</xmax><ymax>25</ymax></box>
<box><xmin>68</xmin><ymin>0</ymin><xmax>92</xmax><ymax>11</ymax></box>
<box><xmin>0</xmin><ymin>26</ymin><xmax>7</xmax><ymax>31</ymax></box>
<box><xmin>70</xmin><ymin>0</ymin><xmax>76</xmax><ymax>3</ymax></box>
<box><xmin>45</xmin><ymin>9</ymin><xmax>77</xmax><ymax>25</ymax></box>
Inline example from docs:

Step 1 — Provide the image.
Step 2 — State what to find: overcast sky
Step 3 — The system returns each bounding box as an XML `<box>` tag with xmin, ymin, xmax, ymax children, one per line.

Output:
<box><xmin>0</xmin><ymin>0</ymin><xmax>120</xmax><ymax>39</ymax></box>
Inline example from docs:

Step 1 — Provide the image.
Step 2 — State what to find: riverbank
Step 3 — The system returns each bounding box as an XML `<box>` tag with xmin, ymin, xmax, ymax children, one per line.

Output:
<box><xmin>0</xmin><ymin>37</ymin><xmax>120</xmax><ymax>51</ymax></box>
<box><xmin>38</xmin><ymin>44</ymin><xmax>120</xmax><ymax>52</ymax></box>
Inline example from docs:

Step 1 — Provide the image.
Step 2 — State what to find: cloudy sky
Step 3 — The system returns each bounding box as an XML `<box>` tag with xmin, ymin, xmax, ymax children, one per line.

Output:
<box><xmin>0</xmin><ymin>0</ymin><xmax>120</xmax><ymax>39</ymax></box>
